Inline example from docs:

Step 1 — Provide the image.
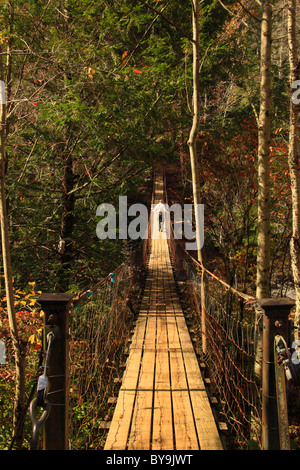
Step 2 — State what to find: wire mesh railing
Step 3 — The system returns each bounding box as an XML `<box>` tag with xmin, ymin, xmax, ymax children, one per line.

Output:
<box><xmin>168</xmin><ymin>237</ymin><xmax>263</xmax><ymax>449</ymax></box>
<box><xmin>69</xmin><ymin>264</ymin><xmax>132</xmax><ymax>449</ymax></box>
<box><xmin>203</xmin><ymin>285</ymin><xmax>263</xmax><ymax>448</ymax></box>
<box><xmin>68</xmin><ymin>240</ymin><xmax>148</xmax><ymax>450</ymax></box>
<box><xmin>163</xmin><ymin>165</ymin><xmax>264</xmax><ymax>449</ymax></box>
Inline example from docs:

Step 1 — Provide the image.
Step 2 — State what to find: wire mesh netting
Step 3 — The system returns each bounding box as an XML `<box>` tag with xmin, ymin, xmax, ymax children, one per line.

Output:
<box><xmin>168</xmin><ymin>235</ymin><xmax>263</xmax><ymax>449</ymax></box>
<box><xmin>68</xmin><ymin>243</ymin><xmax>148</xmax><ymax>450</ymax></box>
<box><xmin>204</xmin><ymin>282</ymin><xmax>263</xmax><ymax>449</ymax></box>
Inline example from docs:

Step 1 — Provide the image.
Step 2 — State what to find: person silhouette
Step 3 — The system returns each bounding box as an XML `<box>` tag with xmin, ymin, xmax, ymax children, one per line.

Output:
<box><xmin>153</xmin><ymin>199</ymin><xmax>168</xmax><ymax>232</ymax></box>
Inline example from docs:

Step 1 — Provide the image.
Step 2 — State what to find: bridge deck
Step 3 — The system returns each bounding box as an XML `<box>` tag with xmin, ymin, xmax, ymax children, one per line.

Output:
<box><xmin>104</xmin><ymin>174</ymin><xmax>223</xmax><ymax>450</ymax></box>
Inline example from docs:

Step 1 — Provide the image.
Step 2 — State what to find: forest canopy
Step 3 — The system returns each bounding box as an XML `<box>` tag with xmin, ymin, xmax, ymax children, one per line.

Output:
<box><xmin>0</xmin><ymin>0</ymin><xmax>300</xmax><ymax>450</ymax></box>
<box><xmin>0</xmin><ymin>0</ymin><xmax>297</xmax><ymax>296</ymax></box>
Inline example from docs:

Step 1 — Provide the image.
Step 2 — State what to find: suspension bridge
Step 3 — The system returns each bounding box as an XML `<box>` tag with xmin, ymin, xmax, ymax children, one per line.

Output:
<box><xmin>23</xmin><ymin>168</ymin><xmax>298</xmax><ymax>451</ymax></box>
<box><xmin>104</xmin><ymin>172</ymin><xmax>223</xmax><ymax>450</ymax></box>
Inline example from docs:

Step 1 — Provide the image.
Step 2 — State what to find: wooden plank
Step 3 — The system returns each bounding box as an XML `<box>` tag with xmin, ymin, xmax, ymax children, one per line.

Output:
<box><xmin>156</xmin><ymin>316</ymin><xmax>168</xmax><ymax>349</ymax></box>
<box><xmin>166</xmin><ymin>316</ymin><xmax>181</xmax><ymax>349</ymax></box>
<box><xmin>138</xmin><ymin>349</ymin><xmax>156</xmax><ymax>390</ymax></box>
<box><xmin>128</xmin><ymin>390</ymin><xmax>153</xmax><ymax>450</ymax></box>
<box><xmin>169</xmin><ymin>350</ymin><xmax>187</xmax><ymax>390</ymax></box>
<box><xmin>144</xmin><ymin>316</ymin><xmax>157</xmax><ymax>348</ymax></box>
<box><xmin>152</xmin><ymin>391</ymin><xmax>174</xmax><ymax>450</ymax></box>
<box><xmin>104</xmin><ymin>390</ymin><xmax>136</xmax><ymax>450</ymax></box>
<box><xmin>190</xmin><ymin>390</ymin><xmax>224</xmax><ymax>450</ymax></box>
<box><xmin>155</xmin><ymin>349</ymin><xmax>170</xmax><ymax>390</ymax></box>
<box><xmin>121</xmin><ymin>347</ymin><xmax>143</xmax><ymax>391</ymax></box>
<box><xmin>130</xmin><ymin>316</ymin><xmax>147</xmax><ymax>348</ymax></box>
<box><xmin>172</xmin><ymin>390</ymin><xmax>199</xmax><ymax>450</ymax></box>
<box><xmin>176</xmin><ymin>315</ymin><xmax>193</xmax><ymax>349</ymax></box>
<box><xmin>182</xmin><ymin>350</ymin><xmax>206</xmax><ymax>390</ymax></box>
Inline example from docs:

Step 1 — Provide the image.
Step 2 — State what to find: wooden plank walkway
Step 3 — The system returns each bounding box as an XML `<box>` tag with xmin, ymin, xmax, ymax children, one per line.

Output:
<box><xmin>104</xmin><ymin>173</ymin><xmax>223</xmax><ymax>451</ymax></box>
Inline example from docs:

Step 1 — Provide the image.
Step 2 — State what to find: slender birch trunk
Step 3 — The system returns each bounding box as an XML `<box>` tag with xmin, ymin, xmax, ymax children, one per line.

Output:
<box><xmin>256</xmin><ymin>0</ymin><xmax>272</xmax><ymax>299</ymax></box>
<box><xmin>188</xmin><ymin>0</ymin><xmax>207</xmax><ymax>352</ymax></box>
<box><xmin>253</xmin><ymin>0</ymin><xmax>273</xmax><ymax>404</ymax></box>
<box><xmin>0</xmin><ymin>47</ymin><xmax>26</xmax><ymax>449</ymax></box>
<box><xmin>287</xmin><ymin>0</ymin><xmax>300</xmax><ymax>338</ymax></box>
<box><xmin>188</xmin><ymin>0</ymin><xmax>205</xmax><ymax>266</ymax></box>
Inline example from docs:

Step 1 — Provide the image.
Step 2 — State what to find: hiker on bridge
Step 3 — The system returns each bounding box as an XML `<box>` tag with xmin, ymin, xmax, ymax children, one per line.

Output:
<box><xmin>152</xmin><ymin>199</ymin><xmax>170</xmax><ymax>238</ymax></box>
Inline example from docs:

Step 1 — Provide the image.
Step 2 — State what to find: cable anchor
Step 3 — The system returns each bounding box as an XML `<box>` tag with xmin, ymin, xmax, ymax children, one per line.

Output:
<box><xmin>29</xmin><ymin>330</ymin><xmax>55</xmax><ymax>449</ymax></box>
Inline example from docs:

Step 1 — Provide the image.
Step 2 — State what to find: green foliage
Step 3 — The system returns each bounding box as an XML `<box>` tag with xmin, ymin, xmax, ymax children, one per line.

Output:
<box><xmin>0</xmin><ymin>0</ymin><xmax>298</xmax><ymax>450</ymax></box>
<box><xmin>0</xmin><ymin>281</ymin><xmax>44</xmax><ymax>449</ymax></box>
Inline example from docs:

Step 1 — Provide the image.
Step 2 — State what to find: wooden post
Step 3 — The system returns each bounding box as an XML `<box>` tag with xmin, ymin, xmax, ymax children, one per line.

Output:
<box><xmin>258</xmin><ymin>298</ymin><xmax>294</xmax><ymax>450</ymax></box>
<box><xmin>37</xmin><ymin>293</ymin><xmax>74</xmax><ymax>450</ymax></box>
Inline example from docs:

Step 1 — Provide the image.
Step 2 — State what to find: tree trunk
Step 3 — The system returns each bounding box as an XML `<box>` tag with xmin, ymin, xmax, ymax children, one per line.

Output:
<box><xmin>253</xmin><ymin>1</ymin><xmax>273</xmax><ymax>417</ymax></box>
<box><xmin>0</xmin><ymin>49</ymin><xmax>26</xmax><ymax>449</ymax></box>
<box><xmin>256</xmin><ymin>0</ymin><xmax>272</xmax><ymax>299</ymax></box>
<box><xmin>58</xmin><ymin>151</ymin><xmax>75</xmax><ymax>291</ymax></box>
<box><xmin>57</xmin><ymin>3</ymin><xmax>75</xmax><ymax>291</ymax></box>
<box><xmin>188</xmin><ymin>0</ymin><xmax>207</xmax><ymax>352</ymax></box>
<box><xmin>287</xmin><ymin>0</ymin><xmax>300</xmax><ymax>338</ymax></box>
<box><xmin>188</xmin><ymin>0</ymin><xmax>205</xmax><ymax>265</ymax></box>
